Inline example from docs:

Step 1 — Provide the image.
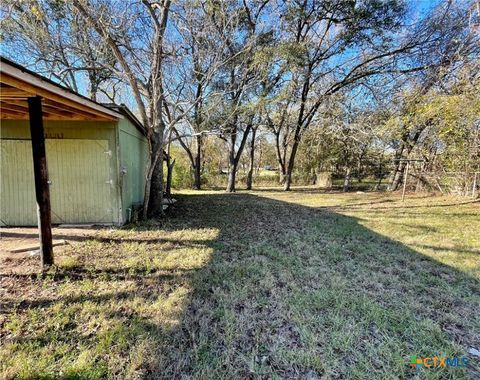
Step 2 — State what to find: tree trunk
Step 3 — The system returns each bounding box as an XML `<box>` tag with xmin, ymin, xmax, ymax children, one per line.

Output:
<box><xmin>193</xmin><ymin>162</ymin><xmax>201</xmax><ymax>190</ymax></box>
<box><xmin>225</xmin><ymin>121</ymin><xmax>252</xmax><ymax>193</ymax></box>
<box><xmin>356</xmin><ymin>155</ymin><xmax>363</xmax><ymax>183</ymax></box>
<box><xmin>88</xmin><ymin>78</ymin><xmax>98</xmax><ymax>101</ymax></box>
<box><xmin>283</xmin><ymin>128</ymin><xmax>302</xmax><ymax>191</ymax></box>
<box><xmin>274</xmin><ymin>130</ymin><xmax>286</xmax><ymax>184</ymax></box>
<box><xmin>390</xmin><ymin>159</ymin><xmax>406</xmax><ymax>191</ymax></box>
<box><xmin>227</xmin><ymin>165</ymin><xmax>237</xmax><ymax>192</ymax></box>
<box><xmin>284</xmin><ymin>65</ymin><xmax>311</xmax><ymax>192</ymax></box>
<box><xmin>391</xmin><ymin>148</ymin><xmax>407</xmax><ymax>190</ymax></box>
<box><xmin>226</xmin><ymin>127</ymin><xmax>238</xmax><ymax>192</ymax></box>
<box><xmin>148</xmin><ymin>134</ymin><xmax>165</xmax><ymax>216</ymax></box>
<box><xmin>283</xmin><ymin>145</ymin><xmax>296</xmax><ymax>191</ymax></box>
<box><xmin>193</xmin><ymin>135</ymin><xmax>202</xmax><ymax>190</ymax></box>
<box><xmin>374</xmin><ymin>158</ymin><xmax>384</xmax><ymax>191</ymax></box>
<box><xmin>284</xmin><ymin>171</ymin><xmax>291</xmax><ymax>191</ymax></box>
<box><xmin>343</xmin><ymin>167</ymin><xmax>351</xmax><ymax>192</ymax></box>
<box><xmin>246</xmin><ymin>127</ymin><xmax>257</xmax><ymax>190</ymax></box>
<box><xmin>166</xmin><ymin>156</ymin><xmax>175</xmax><ymax>197</ymax></box>
<box><xmin>389</xmin><ymin>128</ymin><xmax>423</xmax><ymax>191</ymax></box>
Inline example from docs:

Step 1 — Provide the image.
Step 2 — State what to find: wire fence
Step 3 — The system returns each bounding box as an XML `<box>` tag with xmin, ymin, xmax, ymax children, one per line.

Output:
<box><xmin>406</xmin><ymin>170</ymin><xmax>479</xmax><ymax>198</ymax></box>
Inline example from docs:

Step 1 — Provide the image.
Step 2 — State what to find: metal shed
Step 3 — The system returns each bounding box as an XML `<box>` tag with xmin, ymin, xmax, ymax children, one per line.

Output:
<box><xmin>0</xmin><ymin>57</ymin><xmax>148</xmax><ymax>228</ymax></box>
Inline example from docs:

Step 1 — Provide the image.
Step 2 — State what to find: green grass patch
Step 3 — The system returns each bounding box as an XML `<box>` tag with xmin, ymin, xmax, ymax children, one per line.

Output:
<box><xmin>1</xmin><ymin>189</ymin><xmax>479</xmax><ymax>379</ymax></box>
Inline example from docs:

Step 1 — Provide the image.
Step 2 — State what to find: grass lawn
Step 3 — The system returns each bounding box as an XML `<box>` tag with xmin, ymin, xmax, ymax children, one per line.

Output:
<box><xmin>1</xmin><ymin>189</ymin><xmax>479</xmax><ymax>379</ymax></box>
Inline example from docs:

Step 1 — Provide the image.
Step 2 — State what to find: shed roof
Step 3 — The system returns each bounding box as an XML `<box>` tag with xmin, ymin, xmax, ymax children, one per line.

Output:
<box><xmin>104</xmin><ymin>103</ymin><xmax>147</xmax><ymax>136</ymax></box>
<box><xmin>0</xmin><ymin>57</ymin><xmax>124</xmax><ymax>122</ymax></box>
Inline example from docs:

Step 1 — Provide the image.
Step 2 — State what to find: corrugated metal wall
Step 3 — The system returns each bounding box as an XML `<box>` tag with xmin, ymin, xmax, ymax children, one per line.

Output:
<box><xmin>118</xmin><ymin>118</ymin><xmax>149</xmax><ymax>223</ymax></box>
<box><xmin>0</xmin><ymin>139</ymin><xmax>113</xmax><ymax>225</ymax></box>
<box><xmin>49</xmin><ymin>139</ymin><xmax>113</xmax><ymax>223</ymax></box>
<box><xmin>0</xmin><ymin>120</ymin><xmax>121</xmax><ymax>226</ymax></box>
<box><xmin>0</xmin><ymin>118</ymin><xmax>148</xmax><ymax>226</ymax></box>
<box><xmin>0</xmin><ymin>139</ymin><xmax>36</xmax><ymax>225</ymax></box>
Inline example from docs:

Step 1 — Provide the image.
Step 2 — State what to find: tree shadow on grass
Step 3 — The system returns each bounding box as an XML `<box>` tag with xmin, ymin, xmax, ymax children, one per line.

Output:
<box><xmin>1</xmin><ymin>192</ymin><xmax>479</xmax><ymax>379</ymax></box>
<box><xmin>159</xmin><ymin>193</ymin><xmax>480</xmax><ymax>379</ymax></box>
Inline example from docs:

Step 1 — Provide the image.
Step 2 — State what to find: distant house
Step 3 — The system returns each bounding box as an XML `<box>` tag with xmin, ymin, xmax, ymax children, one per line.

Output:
<box><xmin>0</xmin><ymin>57</ymin><xmax>148</xmax><ymax>226</ymax></box>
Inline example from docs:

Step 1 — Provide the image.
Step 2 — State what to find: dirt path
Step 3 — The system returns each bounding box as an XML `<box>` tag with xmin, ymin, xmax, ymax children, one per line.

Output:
<box><xmin>0</xmin><ymin>226</ymin><xmax>105</xmax><ymax>274</ymax></box>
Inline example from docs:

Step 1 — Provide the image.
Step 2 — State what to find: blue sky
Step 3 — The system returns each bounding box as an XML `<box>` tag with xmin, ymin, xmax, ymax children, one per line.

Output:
<box><xmin>0</xmin><ymin>0</ymin><xmax>450</xmax><ymax>115</ymax></box>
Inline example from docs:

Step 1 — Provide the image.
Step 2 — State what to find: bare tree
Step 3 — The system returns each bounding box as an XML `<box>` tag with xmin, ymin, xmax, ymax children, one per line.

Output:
<box><xmin>165</xmin><ymin>1</ymin><xmax>229</xmax><ymax>190</ymax></box>
<box><xmin>246</xmin><ymin>125</ymin><xmax>258</xmax><ymax>190</ymax></box>
<box><xmin>387</xmin><ymin>1</ymin><xmax>480</xmax><ymax>190</ymax></box>
<box><xmin>267</xmin><ymin>0</ymin><xmax>475</xmax><ymax>191</ymax></box>
<box><xmin>208</xmin><ymin>0</ymin><xmax>272</xmax><ymax>192</ymax></box>
<box><xmin>1</xmin><ymin>0</ymin><xmax>117</xmax><ymax>100</ymax></box>
<box><xmin>71</xmin><ymin>0</ymin><xmax>171</xmax><ymax>217</ymax></box>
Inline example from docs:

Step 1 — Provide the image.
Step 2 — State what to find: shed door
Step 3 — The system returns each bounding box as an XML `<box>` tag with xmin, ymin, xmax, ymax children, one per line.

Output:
<box><xmin>0</xmin><ymin>140</ymin><xmax>36</xmax><ymax>226</ymax></box>
<box><xmin>0</xmin><ymin>139</ymin><xmax>114</xmax><ymax>226</ymax></box>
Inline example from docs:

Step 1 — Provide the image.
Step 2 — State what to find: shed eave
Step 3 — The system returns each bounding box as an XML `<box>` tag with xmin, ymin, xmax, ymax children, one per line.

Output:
<box><xmin>0</xmin><ymin>57</ymin><xmax>123</xmax><ymax>121</ymax></box>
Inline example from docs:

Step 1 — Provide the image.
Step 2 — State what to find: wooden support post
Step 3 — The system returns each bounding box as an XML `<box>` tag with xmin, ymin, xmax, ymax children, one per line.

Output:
<box><xmin>28</xmin><ymin>96</ymin><xmax>54</xmax><ymax>267</ymax></box>
<box><xmin>401</xmin><ymin>161</ymin><xmax>410</xmax><ymax>202</ymax></box>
